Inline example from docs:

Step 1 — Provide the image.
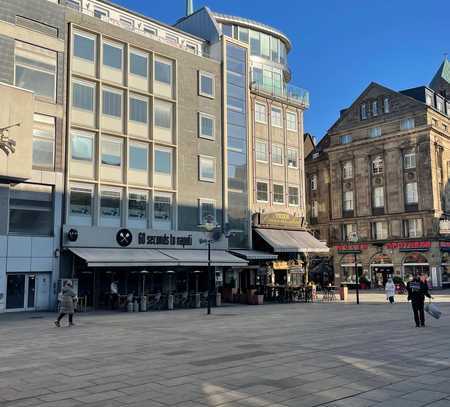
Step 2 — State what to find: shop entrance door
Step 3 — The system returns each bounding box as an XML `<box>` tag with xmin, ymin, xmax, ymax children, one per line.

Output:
<box><xmin>6</xmin><ymin>274</ymin><xmax>36</xmax><ymax>312</ymax></box>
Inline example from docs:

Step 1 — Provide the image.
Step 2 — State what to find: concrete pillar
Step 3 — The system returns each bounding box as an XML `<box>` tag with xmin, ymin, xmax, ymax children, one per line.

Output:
<box><xmin>194</xmin><ymin>293</ymin><xmax>200</xmax><ymax>308</ymax></box>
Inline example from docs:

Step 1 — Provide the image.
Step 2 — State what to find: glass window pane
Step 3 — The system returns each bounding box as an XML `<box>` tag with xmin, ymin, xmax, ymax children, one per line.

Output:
<box><xmin>70</xmin><ymin>187</ymin><xmax>92</xmax><ymax>216</ymax></box>
<box><xmin>200</xmin><ymin>115</ymin><xmax>214</xmax><ymax>139</ymax></box>
<box><xmin>154</xmin><ymin>195</ymin><xmax>171</xmax><ymax>221</ymax></box>
<box><xmin>200</xmin><ymin>157</ymin><xmax>215</xmax><ymax>181</ymax></box>
<box><xmin>273</xmin><ymin>184</ymin><xmax>284</xmax><ymax>203</ymax></box>
<box><xmin>260</xmin><ymin>33</ymin><xmax>270</xmax><ymax>59</ymax></box>
<box><xmin>155</xmin><ymin>149</ymin><xmax>171</xmax><ymax>174</ymax></box>
<box><xmin>102</xmin><ymin>89</ymin><xmax>122</xmax><ymax>117</ymax></box>
<box><xmin>289</xmin><ymin>187</ymin><xmax>299</xmax><ymax>205</ymax></box>
<box><xmin>71</xmin><ymin>132</ymin><xmax>93</xmax><ymax>161</ymax></box>
<box><xmin>101</xmin><ymin>138</ymin><xmax>122</xmax><ymax>166</ymax></box>
<box><xmin>129</xmin><ymin>97</ymin><xmax>148</xmax><ymax>123</ymax></box>
<box><xmin>155</xmin><ymin>60</ymin><xmax>172</xmax><ymax>84</ymax></box>
<box><xmin>250</xmin><ymin>30</ymin><xmax>260</xmax><ymax>56</ymax></box>
<box><xmin>103</xmin><ymin>43</ymin><xmax>122</xmax><ymax>69</ymax></box>
<box><xmin>128</xmin><ymin>192</ymin><xmax>147</xmax><ymax>220</ymax></box>
<box><xmin>72</xmin><ymin>82</ymin><xmax>94</xmax><ymax>111</ymax></box>
<box><xmin>154</xmin><ymin>100</ymin><xmax>172</xmax><ymax>129</ymax></box>
<box><xmin>129</xmin><ymin>144</ymin><xmax>148</xmax><ymax>171</ymax></box>
<box><xmin>74</xmin><ymin>34</ymin><xmax>95</xmax><ymax>61</ymax></box>
<box><xmin>130</xmin><ymin>52</ymin><xmax>147</xmax><ymax>77</ymax></box>
<box><xmin>200</xmin><ymin>73</ymin><xmax>214</xmax><ymax>96</ymax></box>
<box><xmin>238</xmin><ymin>27</ymin><xmax>249</xmax><ymax>43</ymax></box>
<box><xmin>271</xmin><ymin>37</ymin><xmax>279</xmax><ymax>62</ymax></box>
<box><xmin>100</xmin><ymin>190</ymin><xmax>120</xmax><ymax>218</ymax></box>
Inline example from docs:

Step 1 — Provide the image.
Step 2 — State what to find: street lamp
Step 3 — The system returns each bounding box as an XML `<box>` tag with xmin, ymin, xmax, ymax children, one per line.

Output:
<box><xmin>0</xmin><ymin>122</ymin><xmax>19</xmax><ymax>156</ymax></box>
<box><xmin>199</xmin><ymin>215</ymin><xmax>220</xmax><ymax>315</ymax></box>
<box><xmin>349</xmin><ymin>232</ymin><xmax>360</xmax><ymax>304</ymax></box>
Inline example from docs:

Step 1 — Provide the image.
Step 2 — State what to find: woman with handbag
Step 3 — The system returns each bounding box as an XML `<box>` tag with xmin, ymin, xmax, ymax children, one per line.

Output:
<box><xmin>54</xmin><ymin>281</ymin><xmax>77</xmax><ymax>327</ymax></box>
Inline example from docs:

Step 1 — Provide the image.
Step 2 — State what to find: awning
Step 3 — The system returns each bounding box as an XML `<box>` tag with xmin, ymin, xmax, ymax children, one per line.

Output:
<box><xmin>229</xmin><ymin>249</ymin><xmax>278</xmax><ymax>261</ymax></box>
<box><xmin>255</xmin><ymin>229</ymin><xmax>329</xmax><ymax>253</ymax></box>
<box><xmin>159</xmin><ymin>249</ymin><xmax>248</xmax><ymax>267</ymax></box>
<box><xmin>69</xmin><ymin>248</ymin><xmax>247</xmax><ymax>268</ymax></box>
<box><xmin>68</xmin><ymin>248</ymin><xmax>176</xmax><ymax>267</ymax></box>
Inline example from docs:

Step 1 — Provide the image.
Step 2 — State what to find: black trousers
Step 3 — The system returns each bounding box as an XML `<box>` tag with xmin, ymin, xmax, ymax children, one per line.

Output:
<box><xmin>412</xmin><ymin>299</ymin><xmax>425</xmax><ymax>326</ymax></box>
<box><xmin>388</xmin><ymin>296</ymin><xmax>394</xmax><ymax>304</ymax></box>
<box><xmin>57</xmin><ymin>312</ymin><xmax>73</xmax><ymax>324</ymax></box>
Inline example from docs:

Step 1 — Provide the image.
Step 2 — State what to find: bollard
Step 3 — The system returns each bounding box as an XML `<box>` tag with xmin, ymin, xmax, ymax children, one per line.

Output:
<box><xmin>127</xmin><ymin>301</ymin><xmax>133</xmax><ymax>312</ymax></box>
<box><xmin>140</xmin><ymin>296</ymin><xmax>147</xmax><ymax>312</ymax></box>
<box><xmin>133</xmin><ymin>300</ymin><xmax>139</xmax><ymax>312</ymax></box>
<box><xmin>168</xmin><ymin>294</ymin><xmax>174</xmax><ymax>310</ymax></box>
<box><xmin>194</xmin><ymin>293</ymin><xmax>201</xmax><ymax>308</ymax></box>
<box><xmin>215</xmin><ymin>292</ymin><xmax>221</xmax><ymax>307</ymax></box>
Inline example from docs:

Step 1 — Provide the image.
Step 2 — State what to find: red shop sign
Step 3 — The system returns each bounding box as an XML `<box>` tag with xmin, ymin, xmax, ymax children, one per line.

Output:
<box><xmin>335</xmin><ymin>243</ymin><xmax>369</xmax><ymax>251</ymax></box>
<box><xmin>384</xmin><ymin>241</ymin><xmax>431</xmax><ymax>250</ymax></box>
<box><xmin>440</xmin><ymin>241</ymin><xmax>450</xmax><ymax>248</ymax></box>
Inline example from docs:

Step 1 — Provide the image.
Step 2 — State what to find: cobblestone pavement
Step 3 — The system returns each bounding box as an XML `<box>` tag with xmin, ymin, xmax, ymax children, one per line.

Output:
<box><xmin>1</xmin><ymin>292</ymin><xmax>450</xmax><ymax>407</ymax></box>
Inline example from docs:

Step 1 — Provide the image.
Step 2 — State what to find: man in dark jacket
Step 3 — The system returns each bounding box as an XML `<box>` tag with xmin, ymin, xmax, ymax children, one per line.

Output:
<box><xmin>407</xmin><ymin>274</ymin><xmax>432</xmax><ymax>327</ymax></box>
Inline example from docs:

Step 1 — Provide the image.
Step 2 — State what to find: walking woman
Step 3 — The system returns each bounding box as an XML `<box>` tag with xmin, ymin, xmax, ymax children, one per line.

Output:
<box><xmin>55</xmin><ymin>281</ymin><xmax>77</xmax><ymax>327</ymax></box>
<box><xmin>385</xmin><ymin>277</ymin><xmax>396</xmax><ymax>304</ymax></box>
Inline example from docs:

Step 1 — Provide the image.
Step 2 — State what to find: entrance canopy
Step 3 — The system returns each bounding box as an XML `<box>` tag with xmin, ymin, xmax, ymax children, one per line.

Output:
<box><xmin>255</xmin><ymin>229</ymin><xmax>329</xmax><ymax>253</ymax></box>
<box><xmin>229</xmin><ymin>249</ymin><xmax>278</xmax><ymax>260</ymax></box>
<box><xmin>69</xmin><ymin>248</ymin><xmax>247</xmax><ymax>268</ymax></box>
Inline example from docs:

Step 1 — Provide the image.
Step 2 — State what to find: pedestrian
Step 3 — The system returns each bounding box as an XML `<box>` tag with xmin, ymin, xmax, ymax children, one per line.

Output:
<box><xmin>407</xmin><ymin>274</ymin><xmax>432</xmax><ymax>327</ymax></box>
<box><xmin>385</xmin><ymin>277</ymin><xmax>396</xmax><ymax>304</ymax></box>
<box><xmin>54</xmin><ymin>281</ymin><xmax>77</xmax><ymax>327</ymax></box>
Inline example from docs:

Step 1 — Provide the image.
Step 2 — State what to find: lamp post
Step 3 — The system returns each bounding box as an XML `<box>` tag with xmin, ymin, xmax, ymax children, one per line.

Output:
<box><xmin>350</xmin><ymin>232</ymin><xmax>360</xmax><ymax>304</ymax></box>
<box><xmin>199</xmin><ymin>215</ymin><xmax>219</xmax><ymax>315</ymax></box>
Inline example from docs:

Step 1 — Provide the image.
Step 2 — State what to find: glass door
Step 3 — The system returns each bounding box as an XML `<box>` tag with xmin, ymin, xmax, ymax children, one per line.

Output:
<box><xmin>6</xmin><ymin>274</ymin><xmax>37</xmax><ymax>311</ymax></box>
<box><xmin>27</xmin><ymin>275</ymin><xmax>36</xmax><ymax>310</ymax></box>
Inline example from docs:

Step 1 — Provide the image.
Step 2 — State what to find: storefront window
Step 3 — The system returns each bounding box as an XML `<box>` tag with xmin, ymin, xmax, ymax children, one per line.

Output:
<box><xmin>403</xmin><ymin>253</ymin><xmax>429</xmax><ymax>282</ymax></box>
<box><xmin>442</xmin><ymin>252</ymin><xmax>450</xmax><ymax>287</ymax></box>
<box><xmin>128</xmin><ymin>191</ymin><xmax>147</xmax><ymax>228</ymax></box>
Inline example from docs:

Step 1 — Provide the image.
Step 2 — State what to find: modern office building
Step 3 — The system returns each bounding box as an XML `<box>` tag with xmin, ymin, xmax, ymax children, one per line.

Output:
<box><xmin>177</xmin><ymin>7</ymin><xmax>328</xmax><ymax>299</ymax></box>
<box><xmin>305</xmin><ymin>59</ymin><xmax>450</xmax><ymax>288</ymax></box>
<box><xmin>0</xmin><ymin>0</ymin><xmax>66</xmax><ymax>312</ymax></box>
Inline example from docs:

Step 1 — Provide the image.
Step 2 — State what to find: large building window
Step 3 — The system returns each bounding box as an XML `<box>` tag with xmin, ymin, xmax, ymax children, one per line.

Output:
<box><xmin>373</xmin><ymin>186</ymin><xmax>384</xmax><ymax>208</ymax></box>
<box><xmin>272</xmin><ymin>144</ymin><xmax>284</xmax><ymax>165</ymax></box>
<box><xmin>69</xmin><ymin>184</ymin><xmax>93</xmax><ymax>225</ymax></box>
<box><xmin>287</xmin><ymin>148</ymin><xmax>298</xmax><ymax>168</ymax></box>
<box><xmin>128</xmin><ymin>190</ymin><xmax>147</xmax><ymax>226</ymax></box>
<box><xmin>404</xmin><ymin>219</ymin><xmax>423</xmax><ymax>238</ymax></box>
<box><xmin>129</xmin><ymin>50</ymin><xmax>148</xmax><ymax>78</ymax></box>
<box><xmin>100</xmin><ymin>188</ymin><xmax>121</xmax><ymax>225</ymax></box>
<box><xmin>129</xmin><ymin>142</ymin><xmax>148</xmax><ymax>171</ymax></box>
<box><xmin>401</xmin><ymin>117</ymin><xmax>415</xmax><ymax>130</ymax></box>
<box><xmin>404</xmin><ymin>149</ymin><xmax>416</xmax><ymax>169</ymax></box>
<box><xmin>129</xmin><ymin>95</ymin><xmax>148</xmax><ymax>124</ymax></box>
<box><xmin>154</xmin><ymin>100</ymin><xmax>172</xmax><ymax>130</ymax></box>
<box><xmin>369</xmin><ymin>126</ymin><xmax>381</xmax><ymax>138</ymax></box>
<box><xmin>405</xmin><ymin>182</ymin><xmax>418</xmax><ymax>204</ymax></box>
<box><xmin>73</xmin><ymin>32</ymin><xmax>95</xmax><ymax>61</ymax></box>
<box><xmin>343</xmin><ymin>161</ymin><xmax>353</xmax><ymax>179</ymax></box>
<box><xmin>273</xmin><ymin>184</ymin><xmax>284</xmax><ymax>204</ymax></box>
<box><xmin>361</xmin><ymin>103</ymin><xmax>367</xmax><ymax>120</ymax></box>
<box><xmin>199</xmin><ymin>113</ymin><xmax>215</xmax><ymax>140</ymax></box>
<box><xmin>286</xmin><ymin>111</ymin><xmax>297</xmax><ymax>131</ymax></box>
<box><xmin>383</xmin><ymin>97</ymin><xmax>390</xmax><ymax>113</ymax></box>
<box><xmin>271</xmin><ymin>107</ymin><xmax>282</xmax><ymax>127</ymax></box>
<box><xmin>199</xmin><ymin>155</ymin><xmax>216</xmax><ymax>182</ymax></box>
<box><xmin>72</xmin><ymin>80</ymin><xmax>95</xmax><ymax>111</ymax></box>
<box><xmin>288</xmin><ymin>186</ymin><xmax>299</xmax><ymax>206</ymax></box>
<box><xmin>372</xmin><ymin>221</ymin><xmax>388</xmax><ymax>240</ymax></box>
<box><xmin>154</xmin><ymin>148</ymin><xmax>172</xmax><ymax>175</ymax></box>
<box><xmin>250</xmin><ymin>30</ymin><xmax>261</xmax><ymax>56</ymax></box>
<box><xmin>32</xmin><ymin>114</ymin><xmax>55</xmax><ymax>170</ymax></box>
<box><xmin>199</xmin><ymin>199</ymin><xmax>216</xmax><ymax>224</ymax></box>
<box><xmin>102</xmin><ymin>41</ymin><xmax>123</xmax><ymax>70</ymax></box>
<box><xmin>343</xmin><ymin>191</ymin><xmax>354</xmax><ymax>211</ymax></box>
<box><xmin>255</xmin><ymin>140</ymin><xmax>268</xmax><ymax>162</ymax></box>
<box><xmin>15</xmin><ymin>41</ymin><xmax>56</xmax><ymax>101</ymax></box>
<box><xmin>101</xmin><ymin>137</ymin><xmax>122</xmax><ymax>167</ymax></box>
<box><xmin>9</xmin><ymin>184</ymin><xmax>53</xmax><ymax>236</ymax></box>
<box><xmin>154</xmin><ymin>58</ymin><xmax>172</xmax><ymax>85</ymax></box>
<box><xmin>340</xmin><ymin>134</ymin><xmax>352</xmax><ymax>144</ymax></box>
<box><xmin>255</xmin><ymin>102</ymin><xmax>267</xmax><ymax>123</ymax></box>
<box><xmin>372</xmin><ymin>156</ymin><xmax>384</xmax><ymax>174</ymax></box>
<box><xmin>372</xmin><ymin>100</ymin><xmax>378</xmax><ymax>116</ymax></box>
<box><xmin>256</xmin><ymin>181</ymin><xmax>268</xmax><ymax>202</ymax></box>
<box><xmin>102</xmin><ymin>87</ymin><xmax>122</xmax><ymax>117</ymax></box>
<box><xmin>343</xmin><ymin>224</ymin><xmax>355</xmax><ymax>241</ymax></box>
<box><xmin>71</xmin><ymin>131</ymin><xmax>94</xmax><ymax>161</ymax></box>
<box><xmin>153</xmin><ymin>193</ymin><xmax>172</xmax><ymax>229</ymax></box>
<box><xmin>199</xmin><ymin>71</ymin><xmax>215</xmax><ymax>98</ymax></box>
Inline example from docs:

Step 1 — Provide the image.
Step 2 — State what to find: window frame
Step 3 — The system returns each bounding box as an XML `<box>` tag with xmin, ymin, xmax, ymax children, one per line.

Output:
<box><xmin>198</xmin><ymin>155</ymin><xmax>216</xmax><ymax>183</ymax></box>
<box><xmin>343</xmin><ymin>191</ymin><xmax>354</xmax><ymax>211</ymax></box>
<box><xmin>372</xmin><ymin>156</ymin><xmax>384</xmax><ymax>175</ymax></box>
<box><xmin>405</xmin><ymin>182</ymin><xmax>418</xmax><ymax>204</ymax></box>
<box><xmin>271</xmin><ymin>106</ymin><xmax>283</xmax><ymax>128</ymax></box>
<box><xmin>153</xmin><ymin>192</ymin><xmax>172</xmax><ymax>226</ymax></box>
<box><xmin>342</xmin><ymin>161</ymin><xmax>353</xmax><ymax>179</ymax></box>
<box><xmin>154</xmin><ymin>146</ymin><xmax>173</xmax><ymax>175</ymax></box>
<box><xmin>198</xmin><ymin>112</ymin><xmax>215</xmax><ymax>140</ymax></box>
<box><xmin>129</xmin><ymin>93</ymin><xmax>148</xmax><ymax>124</ymax></box>
<box><xmin>361</xmin><ymin>103</ymin><xmax>367</xmax><ymax>120</ymax></box>
<box><xmin>286</xmin><ymin>111</ymin><xmax>297</xmax><ymax>131</ymax></box>
<box><xmin>340</xmin><ymin>134</ymin><xmax>352</xmax><ymax>145</ymax></box>
<box><xmin>129</xmin><ymin>48</ymin><xmax>148</xmax><ymax>78</ymax></box>
<box><xmin>154</xmin><ymin>56</ymin><xmax>173</xmax><ymax>86</ymax></box>
<box><xmin>287</xmin><ymin>148</ymin><xmax>298</xmax><ymax>169</ymax></box>
<box><xmin>198</xmin><ymin>198</ymin><xmax>216</xmax><ymax>224</ymax></box>
<box><xmin>373</xmin><ymin>186</ymin><xmax>385</xmax><ymax>208</ymax></box>
<box><xmin>273</xmin><ymin>183</ymin><xmax>285</xmax><ymax>205</ymax></box>
<box><xmin>310</xmin><ymin>174</ymin><xmax>318</xmax><ymax>191</ymax></box>
<box><xmin>255</xmin><ymin>140</ymin><xmax>268</xmax><ymax>163</ymax></box>
<box><xmin>288</xmin><ymin>186</ymin><xmax>299</xmax><ymax>206</ymax></box>
<box><xmin>72</xmin><ymin>79</ymin><xmax>95</xmax><ymax>112</ymax></box>
<box><xmin>154</xmin><ymin>99</ymin><xmax>173</xmax><ymax>130</ymax></box>
<box><xmin>32</xmin><ymin>114</ymin><xmax>55</xmax><ymax>170</ymax></box>
<box><xmin>99</xmin><ymin>187</ymin><xmax>122</xmax><ymax>221</ymax></box>
<box><xmin>128</xmin><ymin>141</ymin><xmax>148</xmax><ymax>172</ymax></box>
<box><xmin>71</xmin><ymin>130</ymin><xmax>94</xmax><ymax>162</ymax></box>
<box><xmin>373</xmin><ymin>221</ymin><xmax>388</xmax><ymax>240</ymax></box>
<box><xmin>401</xmin><ymin>117</ymin><xmax>415</xmax><ymax>131</ymax></box>
<box><xmin>404</xmin><ymin>150</ymin><xmax>416</xmax><ymax>169</ymax></box>
<box><xmin>198</xmin><ymin>70</ymin><xmax>215</xmax><ymax>99</ymax></box>
<box><xmin>102</xmin><ymin>39</ymin><xmax>123</xmax><ymax>71</ymax></box>
<box><xmin>73</xmin><ymin>30</ymin><xmax>96</xmax><ymax>62</ymax></box>
<box><xmin>69</xmin><ymin>183</ymin><xmax>93</xmax><ymax>220</ymax></box>
<box><xmin>272</xmin><ymin>143</ymin><xmax>284</xmax><ymax>166</ymax></box>
<box><xmin>372</xmin><ymin>100</ymin><xmax>378</xmax><ymax>117</ymax></box>
<box><xmin>311</xmin><ymin>200</ymin><xmax>319</xmax><ymax>218</ymax></box>
<box><xmin>102</xmin><ymin>86</ymin><xmax>123</xmax><ymax>118</ymax></box>
<box><xmin>256</xmin><ymin>181</ymin><xmax>269</xmax><ymax>203</ymax></box>
<box><xmin>128</xmin><ymin>189</ymin><xmax>148</xmax><ymax>223</ymax></box>
<box><xmin>255</xmin><ymin>102</ymin><xmax>267</xmax><ymax>124</ymax></box>
<box><xmin>405</xmin><ymin>218</ymin><xmax>423</xmax><ymax>238</ymax></box>
<box><xmin>383</xmin><ymin>97</ymin><xmax>390</xmax><ymax>113</ymax></box>
<box><xmin>101</xmin><ymin>136</ymin><xmax>123</xmax><ymax>167</ymax></box>
<box><xmin>369</xmin><ymin>126</ymin><xmax>382</xmax><ymax>138</ymax></box>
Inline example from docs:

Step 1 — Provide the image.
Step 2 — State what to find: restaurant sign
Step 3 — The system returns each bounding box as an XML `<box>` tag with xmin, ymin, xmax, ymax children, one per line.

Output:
<box><xmin>384</xmin><ymin>241</ymin><xmax>431</xmax><ymax>251</ymax></box>
<box><xmin>257</xmin><ymin>212</ymin><xmax>302</xmax><ymax>228</ymax></box>
<box><xmin>336</xmin><ymin>243</ymin><xmax>368</xmax><ymax>254</ymax></box>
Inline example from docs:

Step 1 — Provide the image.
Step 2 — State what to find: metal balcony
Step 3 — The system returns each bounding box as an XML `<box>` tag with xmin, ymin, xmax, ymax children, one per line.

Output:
<box><xmin>250</xmin><ymin>81</ymin><xmax>310</xmax><ymax>108</ymax></box>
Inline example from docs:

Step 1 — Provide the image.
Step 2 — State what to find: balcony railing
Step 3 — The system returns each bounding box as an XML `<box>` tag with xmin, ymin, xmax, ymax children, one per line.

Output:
<box><xmin>250</xmin><ymin>80</ymin><xmax>310</xmax><ymax>108</ymax></box>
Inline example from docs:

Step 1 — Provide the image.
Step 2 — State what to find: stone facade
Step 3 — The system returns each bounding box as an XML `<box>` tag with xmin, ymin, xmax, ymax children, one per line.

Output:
<box><xmin>306</xmin><ymin>73</ymin><xmax>450</xmax><ymax>288</ymax></box>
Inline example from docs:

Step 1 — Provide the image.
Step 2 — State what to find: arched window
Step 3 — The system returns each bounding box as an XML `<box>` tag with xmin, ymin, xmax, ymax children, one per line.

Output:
<box><xmin>372</xmin><ymin>156</ymin><xmax>383</xmax><ymax>174</ymax></box>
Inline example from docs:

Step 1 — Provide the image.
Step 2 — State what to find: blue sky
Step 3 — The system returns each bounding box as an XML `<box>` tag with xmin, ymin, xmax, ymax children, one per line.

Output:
<box><xmin>115</xmin><ymin>0</ymin><xmax>449</xmax><ymax>139</ymax></box>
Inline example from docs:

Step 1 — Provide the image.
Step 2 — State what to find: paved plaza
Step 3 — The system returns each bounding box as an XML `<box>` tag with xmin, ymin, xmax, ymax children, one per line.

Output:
<box><xmin>1</xmin><ymin>293</ymin><xmax>450</xmax><ymax>407</ymax></box>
